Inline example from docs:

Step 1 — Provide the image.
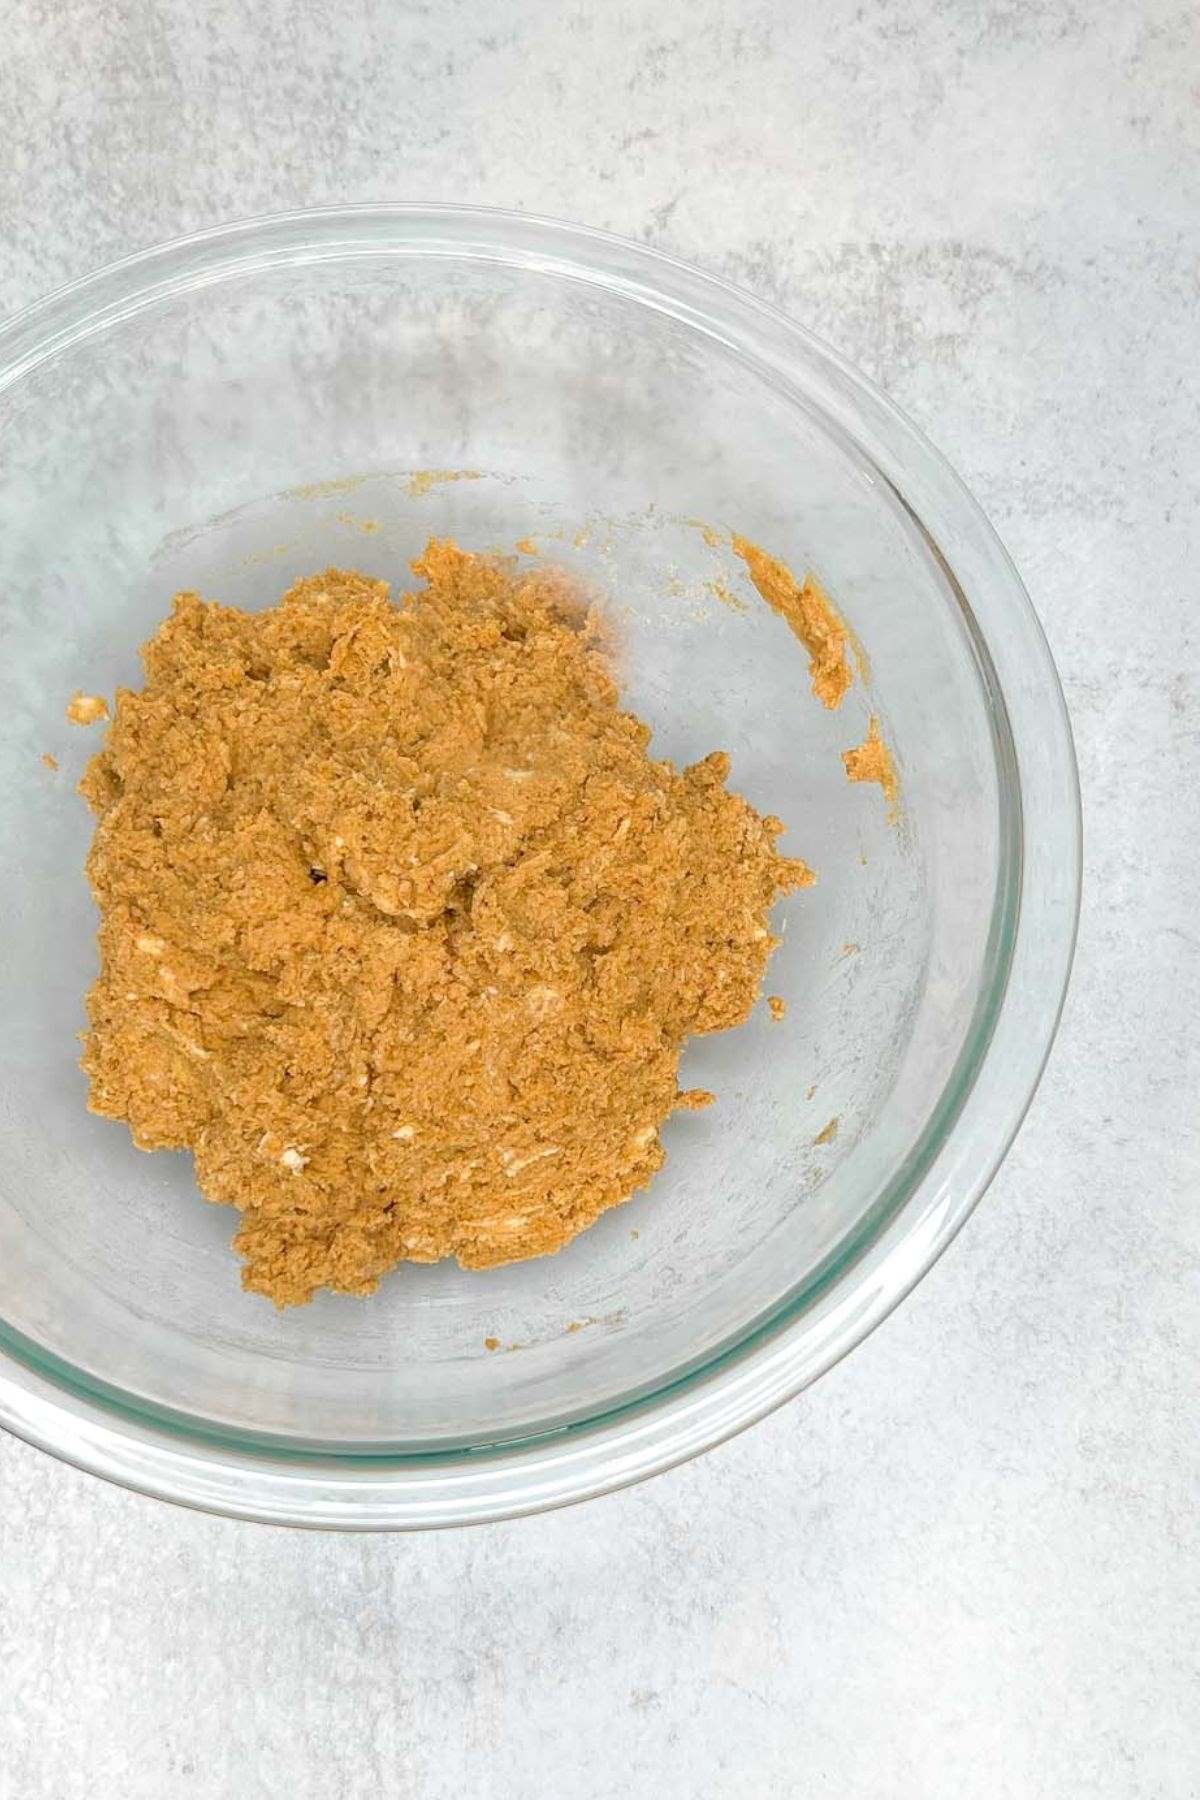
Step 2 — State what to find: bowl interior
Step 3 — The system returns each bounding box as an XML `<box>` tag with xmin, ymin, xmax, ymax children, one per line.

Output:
<box><xmin>0</xmin><ymin>237</ymin><xmax>1007</xmax><ymax>1450</ymax></box>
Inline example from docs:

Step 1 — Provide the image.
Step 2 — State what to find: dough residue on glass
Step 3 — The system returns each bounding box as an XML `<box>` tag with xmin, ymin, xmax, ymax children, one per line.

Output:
<box><xmin>67</xmin><ymin>692</ymin><xmax>109</xmax><ymax>726</ymax></box>
<box><xmin>403</xmin><ymin>468</ymin><xmax>482</xmax><ymax>498</ymax></box>
<box><xmin>843</xmin><ymin>715</ymin><xmax>899</xmax><ymax>814</ymax></box>
<box><xmin>80</xmin><ymin>539</ymin><xmax>811</xmax><ymax>1306</ymax></box>
<box><xmin>731</xmin><ymin>535</ymin><xmax>853</xmax><ymax>709</ymax></box>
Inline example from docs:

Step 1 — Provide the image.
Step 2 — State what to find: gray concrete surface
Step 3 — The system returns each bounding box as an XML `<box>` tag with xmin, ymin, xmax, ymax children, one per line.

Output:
<box><xmin>1</xmin><ymin>2</ymin><xmax>1197</xmax><ymax>1795</ymax></box>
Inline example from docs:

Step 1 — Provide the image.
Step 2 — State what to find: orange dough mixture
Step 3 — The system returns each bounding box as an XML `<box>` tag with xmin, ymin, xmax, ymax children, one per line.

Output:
<box><xmin>80</xmin><ymin>540</ymin><xmax>811</xmax><ymax>1306</ymax></box>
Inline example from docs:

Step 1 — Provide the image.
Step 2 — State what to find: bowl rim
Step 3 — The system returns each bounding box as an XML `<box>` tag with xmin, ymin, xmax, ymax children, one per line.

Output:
<box><xmin>0</xmin><ymin>203</ymin><xmax>1081</xmax><ymax>1528</ymax></box>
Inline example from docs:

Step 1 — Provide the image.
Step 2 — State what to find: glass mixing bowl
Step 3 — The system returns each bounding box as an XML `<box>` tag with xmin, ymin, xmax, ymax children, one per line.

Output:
<box><xmin>0</xmin><ymin>207</ymin><xmax>1079</xmax><ymax>1527</ymax></box>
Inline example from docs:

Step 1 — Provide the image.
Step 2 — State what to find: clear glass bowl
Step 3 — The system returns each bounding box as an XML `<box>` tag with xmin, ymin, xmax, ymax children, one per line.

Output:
<box><xmin>0</xmin><ymin>206</ymin><xmax>1079</xmax><ymax>1527</ymax></box>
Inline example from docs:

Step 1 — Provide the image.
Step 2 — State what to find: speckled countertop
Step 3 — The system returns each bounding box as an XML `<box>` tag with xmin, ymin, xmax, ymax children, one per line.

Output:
<box><xmin>2</xmin><ymin>4</ymin><xmax>1197</xmax><ymax>1796</ymax></box>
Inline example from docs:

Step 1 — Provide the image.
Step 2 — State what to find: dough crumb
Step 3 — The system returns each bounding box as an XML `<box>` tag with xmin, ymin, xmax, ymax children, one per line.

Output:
<box><xmin>403</xmin><ymin>468</ymin><xmax>482</xmax><ymax>498</ymax></box>
<box><xmin>843</xmin><ymin>716</ymin><xmax>899</xmax><ymax>814</ymax></box>
<box><xmin>67</xmin><ymin>692</ymin><xmax>109</xmax><ymax>726</ymax></box>
<box><xmin>42</xmin><ymin>752</ymin><xmax>59</xmax><ymax>771</ymax></box>
<box><xmin>79</xmin><ymin>540</ymin><xmax>810</xmax><ymax>1307</ymax></box>
<box><xmin>813</xmin><ymin>1116</ymin><xmax>839</xmax><ymax>1146</ymax></box>
<box><xmin>768</xmin><ymin>994</ymin><xmax>787</xmax><ymax>1021</ymax></box>
<box><xmin>731</xmin><ymin>536</ymin><xmax>853</xmax><ymax>709</ymax></box>
<box><xmin>705</xmin><ymin>575</ymin><xmax>749</xmax><ymax>614</ymax></box>
<box><xmin>684</xmin><ymin>518</ymin><xmax>727</xmax><ymax>551</ymax></box>
<box><xmin>290</xmin><ymin>474</ymin><xmax>369</xmax><ymax>501</ymax></box>
<box><xmin>484</xmin><ymin>1336</ymin><xmax>501</xmax><ymax>1352</ymax></box>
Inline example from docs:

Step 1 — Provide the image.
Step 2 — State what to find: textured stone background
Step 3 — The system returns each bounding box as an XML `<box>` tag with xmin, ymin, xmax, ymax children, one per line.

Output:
<box><xmin>1</xmin><ymin>3</ymin><xmax>1197</xmax><ymax>1795</ymax></box>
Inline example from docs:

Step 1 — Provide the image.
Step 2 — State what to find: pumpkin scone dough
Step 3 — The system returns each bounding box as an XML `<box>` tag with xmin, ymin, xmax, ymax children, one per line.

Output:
<box><xmin>81</xmin><ymin>540</ymin><xmax>812</xmax><ymax>1306</ymax></box>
